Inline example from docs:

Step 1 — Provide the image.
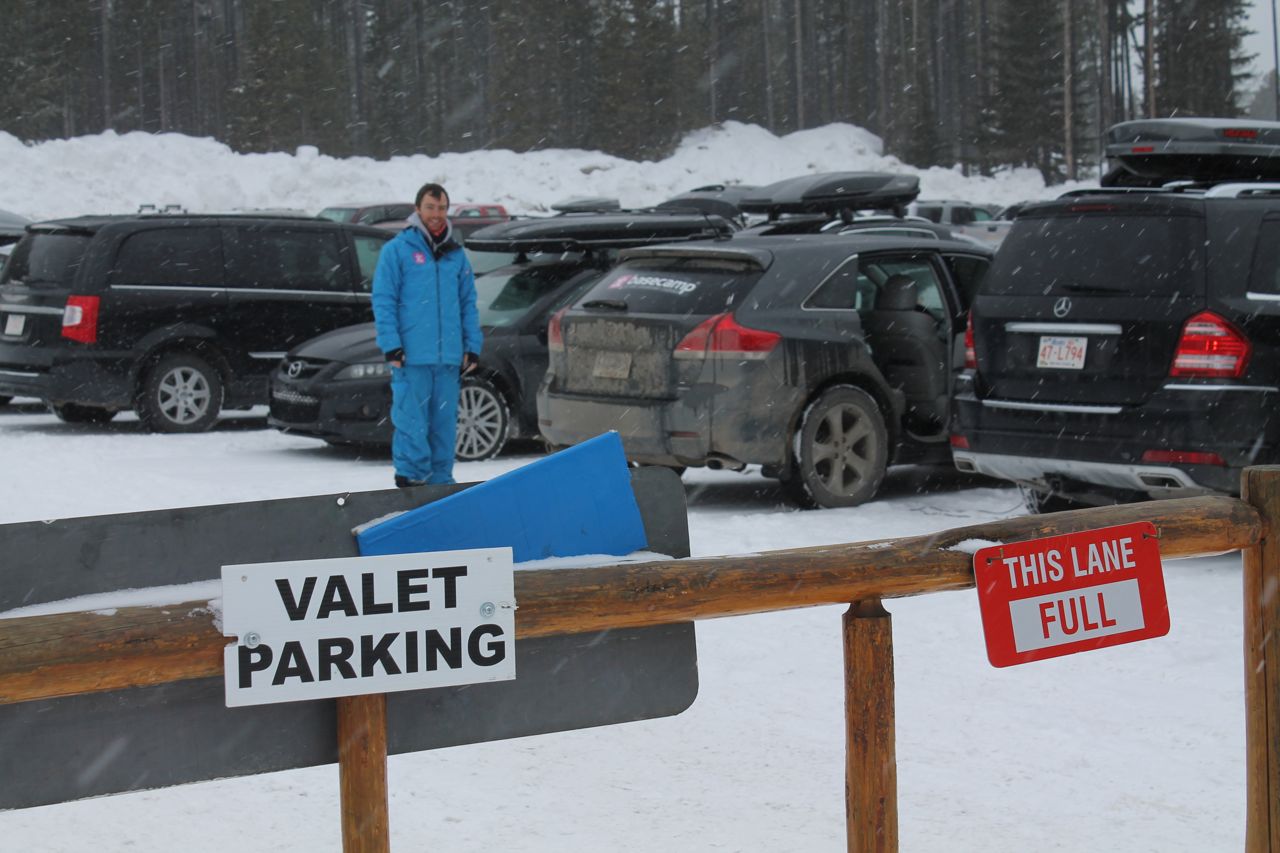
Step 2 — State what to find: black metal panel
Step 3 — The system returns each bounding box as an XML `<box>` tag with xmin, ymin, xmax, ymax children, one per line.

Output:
<box><xmin>0</xmin><ymin>467</ymin><xmax>695</xmax><ymax>809</ymax></box>
<box><xmin>0</xmin><ymin>623</ymin><xmax>696</xmax><ymax>810</ymax></box>
<box><xmin>0</xmin><ymin>467</ymin><xmax>687</xmax><ymax>611</ymax></box>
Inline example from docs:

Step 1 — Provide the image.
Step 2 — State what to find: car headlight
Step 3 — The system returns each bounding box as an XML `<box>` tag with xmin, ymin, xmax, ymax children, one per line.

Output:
<box><xmin>334</xmin><ymin>362</ymin><xmax>391</xmax><ymax>381</ymax></box>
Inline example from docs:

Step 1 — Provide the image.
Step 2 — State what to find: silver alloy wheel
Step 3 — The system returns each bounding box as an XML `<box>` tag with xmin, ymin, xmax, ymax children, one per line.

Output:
<box><xmin>455</xmin><ymin>380</ymin><xmax>508</xmax><ymax>461</ymax></box>
<box><xmin>809</xmin><ymin>403</ymin><xmax>877</xmax><ymax>496</ymax></box>
<box><xmin>157</xmin><ymin>365</ymin><xmax>212</xmax><ymax>425</ymax></box>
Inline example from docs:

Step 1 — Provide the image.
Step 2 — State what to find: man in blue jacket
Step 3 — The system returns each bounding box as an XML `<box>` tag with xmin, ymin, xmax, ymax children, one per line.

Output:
<box><xmin>372</xmin><ymin>182</ymin><xmax>482</xmax><ymax>487</ymax></box>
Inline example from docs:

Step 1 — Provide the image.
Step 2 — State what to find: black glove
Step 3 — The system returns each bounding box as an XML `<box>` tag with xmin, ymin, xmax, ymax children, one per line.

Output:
<box><xmin>462</xmin><ymin>352</ymin><xmax>478</xmax><ymax>375</ymax></box>
<box><xmin>384</xmin><ymin>348</ymin><xmax>404</xmax><ymax>364</ymax></box>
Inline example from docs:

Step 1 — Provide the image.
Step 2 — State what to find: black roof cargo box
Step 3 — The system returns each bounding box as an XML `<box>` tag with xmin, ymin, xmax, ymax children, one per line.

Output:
<box><xmin>464</xmin><ymin>211</ymin><xmax>734</xmax><ymax>253</ymax></box>
<box><xmin>739</xmin><ymin>172</ymin><xmax>919</xmax><ymax>216</ymax></box>
<box><xmin>1103</xmin><ymin>118</ymin><xmax>1280</xmax><ymax>186</ymax></box>
<box><xmin>656</xmin><ymin>184</ymin><xmax>758</xmax><ymax>221</ymax></box>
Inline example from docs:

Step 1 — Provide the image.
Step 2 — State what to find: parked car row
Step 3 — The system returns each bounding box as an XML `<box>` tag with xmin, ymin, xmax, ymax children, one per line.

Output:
<box><xmin>1</xmin><ymin>172</ymin><xmax>1006</xmax><ymax>509</ymax></box>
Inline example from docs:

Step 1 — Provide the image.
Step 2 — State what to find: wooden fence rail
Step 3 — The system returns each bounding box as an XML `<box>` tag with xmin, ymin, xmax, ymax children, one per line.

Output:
<box><xmin>0</xmin><ymin>484</ymin><xmax>1276</xmax><ymax>852</ymax></box>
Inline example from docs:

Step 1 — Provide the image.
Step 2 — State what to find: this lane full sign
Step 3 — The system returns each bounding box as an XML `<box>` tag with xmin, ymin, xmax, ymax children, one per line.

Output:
<box><xmin>973</xmin><ymin>522</ymin><xmax>1169</xmax><ymax>668</ymax></box>
<box><xmin>222</xmin><ymin>547</ymin><xmax>516</xmax><ymax>707</ymax></box>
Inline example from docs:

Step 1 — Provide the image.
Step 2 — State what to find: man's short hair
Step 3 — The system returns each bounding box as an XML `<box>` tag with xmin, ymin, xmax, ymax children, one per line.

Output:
<box><xmin>415</xmin><ymin>183</ymin><xmax>450</xmax><ymax>207</ymax></box>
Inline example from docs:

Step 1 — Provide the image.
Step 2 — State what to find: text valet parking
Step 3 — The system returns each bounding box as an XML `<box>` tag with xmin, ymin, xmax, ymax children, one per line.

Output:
<box><xmin>221</xmin><ymin>547</ymin><xmax>516</xmax><ymax>707</ymax></box>
<box><xmin>973</xmin><ymin>522</ymin><xmax>1169</xmax><ymax>668</ymax></box>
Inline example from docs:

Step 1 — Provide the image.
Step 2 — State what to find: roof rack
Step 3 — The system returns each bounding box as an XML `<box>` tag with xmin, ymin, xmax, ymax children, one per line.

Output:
<box><xmin>1202</xmin><ymin>183</ymin><xmax>1280</xmax><ymax>198</ymax></box>
<box><xmin>739</xmin><ymin>172</ymin><xmax>919</xmax><ymax>217</ymax></box>
<box><xmin>138</xmin><ymin>203</ymin><xmax>188</xmax><ymax>215</ymax></box>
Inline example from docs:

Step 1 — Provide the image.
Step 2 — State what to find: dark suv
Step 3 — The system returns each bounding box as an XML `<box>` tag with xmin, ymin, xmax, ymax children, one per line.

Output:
<box><xmin>951</xmin><ymin>118</ymin><xmax>1280</xmax><ymax>510</ymax></box>
<box><xmin>0</xmin><ymin>214</ymin><xmax>390</xmax><ymax>431</ymax></box>
<box><xmin>538</xmin><ymin>172</ymin><xmax>993</xmax><ymax>508</ymax></box>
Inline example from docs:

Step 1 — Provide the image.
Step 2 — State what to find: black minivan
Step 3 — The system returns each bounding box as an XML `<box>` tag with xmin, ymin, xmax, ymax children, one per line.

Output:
<box><xmin>0</xmin><ymin>213</ymin><xmax>389</xmax><ymax>431</ymax></box>
<box><xmin>951</xmin><ymin>118</ymin><xmax>1280</xmax><ymax>510</ymax></box>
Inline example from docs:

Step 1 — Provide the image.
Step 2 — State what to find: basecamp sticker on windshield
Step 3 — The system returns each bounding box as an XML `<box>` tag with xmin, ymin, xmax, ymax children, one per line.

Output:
<box><xmin>607</xmin><ymin>273</ymin><xmax>699</xmax><ymax>295</ymax></box>
<box><xmin>973</xmin><ymin>522</ymin><xmax>1169</xmax><ymax>668</ymax></box>
<box><xmin>222</xmin><ymin>547</ymin><xmax>515</xmax><ymax>706</ymax></box>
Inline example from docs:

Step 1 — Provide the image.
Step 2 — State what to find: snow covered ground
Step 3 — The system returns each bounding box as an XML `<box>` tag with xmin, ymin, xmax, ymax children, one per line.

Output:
<box><xmin>0</xmin><ymin>405</ymin><xmax>1248</xmax><ymax>852</ymax></box>
<box><xmin>0</xmin><ymin>121</ymin><xmax>1241</xmax><ymax>850</ymax></box>
<box><xmin>0</xmin><ymin>121</ymin><xmax>1084</xmax><ymax>223</ymax></box>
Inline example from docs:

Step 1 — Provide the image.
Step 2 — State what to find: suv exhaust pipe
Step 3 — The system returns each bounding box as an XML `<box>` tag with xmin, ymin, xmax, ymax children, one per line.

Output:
<box><xmin>705</xmin><ymin>454</ymin><xmax>746</xmax><ymax>472</ymax></box>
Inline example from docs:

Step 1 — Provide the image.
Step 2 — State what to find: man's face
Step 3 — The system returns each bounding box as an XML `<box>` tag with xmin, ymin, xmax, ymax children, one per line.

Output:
<box><xmin>417</xmin><ymin>192</ymin><xmax>449</xmax><ymax>231</ymax></box>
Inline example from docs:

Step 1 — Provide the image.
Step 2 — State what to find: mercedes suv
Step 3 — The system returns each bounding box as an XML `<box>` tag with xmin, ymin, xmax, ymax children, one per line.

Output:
<box><xmin>951</xmin><ymin>118</ymin><xmax>1280</xmax><ymax>510</ymax></box>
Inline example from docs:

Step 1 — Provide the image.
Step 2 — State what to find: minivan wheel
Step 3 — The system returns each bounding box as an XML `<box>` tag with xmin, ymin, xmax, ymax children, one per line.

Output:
<box><xmin>138</xmin><ymin>353</ymin><xmax>224</xmax><ymax>433</ymax></box>
<box><xmin>51</xmin><ymin>402</ymin><xmax>117</xmax><ymax>424</ymax></box>
<box><xmin>455</xmin><ymin>376</ymin><xmax>510</xmax><ymax>462</ymax></box>
<box><xmin>784</xmin><ymin>386</ymin><xmax>888</xmax><ymax>509</ymax></box>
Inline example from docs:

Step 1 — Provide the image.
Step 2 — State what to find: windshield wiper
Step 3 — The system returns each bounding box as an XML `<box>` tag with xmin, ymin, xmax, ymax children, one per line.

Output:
<box><xmin>582</xmin><ymin>299</ymin><xmax>629</xmax><ymax>311</ymax></box>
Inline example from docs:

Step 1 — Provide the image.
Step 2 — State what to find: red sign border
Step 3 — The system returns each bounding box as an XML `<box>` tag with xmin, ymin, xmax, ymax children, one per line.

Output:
<box><xmin>973</xmin><ymin>521</ymin><xmax>1171</xmax><ymax>668</ymax></box>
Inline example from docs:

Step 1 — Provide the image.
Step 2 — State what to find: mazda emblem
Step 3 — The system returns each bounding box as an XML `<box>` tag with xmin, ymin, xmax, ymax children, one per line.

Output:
<box><xmin>286</xmin><ymin>360</ymin><xmax>305</xmax><ymax>378</ymax></box>
<box><xmin>1052</xmin><ymin>297</ymin><xmax>1072</xmax><ymax>318</ymax></box>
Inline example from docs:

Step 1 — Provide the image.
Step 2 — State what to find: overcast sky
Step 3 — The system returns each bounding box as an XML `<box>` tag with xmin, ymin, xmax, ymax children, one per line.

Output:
<box><xmin>1246</xmin><ymin>0</ymin><xmax>1277</xmax><ymax>79</ymax></box>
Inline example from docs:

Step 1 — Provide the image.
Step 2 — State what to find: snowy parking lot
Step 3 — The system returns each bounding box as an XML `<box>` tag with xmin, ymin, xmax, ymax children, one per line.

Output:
<box><xmin>0</xmin><ymin>401</ymin><xmax>1248</xmax><ymax>852</ymax></box>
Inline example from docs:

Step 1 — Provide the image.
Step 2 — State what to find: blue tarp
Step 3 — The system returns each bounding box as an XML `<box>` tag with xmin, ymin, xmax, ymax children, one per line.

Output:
<box><xmin>356</xmin><ymin>431</ymin><xmax>648</xmax><ymax>562</ymax></box>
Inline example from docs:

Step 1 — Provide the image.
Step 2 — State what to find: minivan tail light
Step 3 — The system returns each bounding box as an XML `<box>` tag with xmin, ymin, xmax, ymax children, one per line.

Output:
<box><xmin>547</xmin><ymin>308</ymin><xmax>566</xmax><ymax>352</ymax></box>
<box><xmin>1169</xmin><ymin>311</ymin><xmax>1251</xmax><ymax>379</ymax></box>
<box><xmin>674</xmin><ymin>312</ymin><xmax>781</xmax><ymax>359</ymax></box>
<box><xmin>61</xmin><ymin>295</ymin><xmax>100</xmax><ymax>344</ymax></box>
<box><xmin>964</xmin><ymin>313</ymin><xmax>976</xmax><ymax>370</ymax></box>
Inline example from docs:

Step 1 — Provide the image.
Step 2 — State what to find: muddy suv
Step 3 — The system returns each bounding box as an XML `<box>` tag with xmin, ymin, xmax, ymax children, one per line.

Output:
<box><xmin>538</xmin><ymin>172</ymin><xmax>993</xmax><ymax>508</ymax></box>
<box><xmin>951</xmin><ymin>118</ymin><xmax>1280</xmax><ymax>510</ymax></box>
<box><xmin>0</xmin><ymin>213</ymin><xmax>390</xmax><ymax>431</ymax></box>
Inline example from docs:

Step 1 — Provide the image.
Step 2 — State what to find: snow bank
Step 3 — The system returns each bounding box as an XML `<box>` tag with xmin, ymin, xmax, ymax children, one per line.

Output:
<box><xmin>0</xmin><ymin>121</ymin><xmax>1079</xmax><ymax>221</ymax></box>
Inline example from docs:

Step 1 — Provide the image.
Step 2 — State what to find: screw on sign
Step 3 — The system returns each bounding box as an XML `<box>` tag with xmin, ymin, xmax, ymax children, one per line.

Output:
<box><xmin>973</xmin><ymin>522</ymin><xmax>1170</xmax><ymax>668</ymax></box>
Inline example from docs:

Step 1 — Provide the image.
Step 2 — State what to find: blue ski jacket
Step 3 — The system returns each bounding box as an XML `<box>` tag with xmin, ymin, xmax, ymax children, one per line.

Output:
<box><xmin>371</xmin><ymin>223</ymin><xmax>482</xmax><ymax>366</ymax></box>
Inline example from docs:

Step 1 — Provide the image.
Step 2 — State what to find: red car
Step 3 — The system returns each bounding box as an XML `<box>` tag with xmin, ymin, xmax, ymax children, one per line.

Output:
<box><xmin>449</xmin><ymin>203</ymin><xmax>511</xmax><ymax>236</ymax></box>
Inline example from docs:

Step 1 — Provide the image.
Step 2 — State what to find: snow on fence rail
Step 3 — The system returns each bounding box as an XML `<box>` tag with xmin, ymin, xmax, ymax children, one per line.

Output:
<box><xmin>1</xmin><ymin>473</ymin><xmax>1278</xmax><ymax>853</ymax></box>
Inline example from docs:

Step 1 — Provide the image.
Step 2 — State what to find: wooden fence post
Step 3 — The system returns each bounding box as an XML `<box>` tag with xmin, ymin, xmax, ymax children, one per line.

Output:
<box><xmin>337</xmin><ymin>693</ymin><xmax>390</xmax><ymax>853</ymax></box>
<box><xmin>1245</xmin><ymin>466</ymin><xmax>1280</xmax><ymax>853</ymax></box>
<box><xmin>843</xmin><ymin>599</ymin><xmax>898</xmax><ymax>853</ymax></box>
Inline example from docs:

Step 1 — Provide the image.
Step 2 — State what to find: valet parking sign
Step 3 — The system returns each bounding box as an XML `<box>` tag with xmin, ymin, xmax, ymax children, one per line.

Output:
<box><xmin>973</xmin><ymin>522</ymin><xmax>1170</xmax><ymax>668</ymax></box>
<box><xmin>221</xmin><ymin>547</ymin><xmax>516</xmax><ymax>707</ymax></box>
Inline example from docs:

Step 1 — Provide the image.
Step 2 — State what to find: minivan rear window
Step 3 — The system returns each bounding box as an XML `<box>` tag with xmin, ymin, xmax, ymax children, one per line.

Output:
<box><xmin>984</xmin><ymin>213</ymin><xmax>1205</xmax><ymax>297</ymax></box>
<box><xmin>575</xmin><ymin>258</ymin><xmax>762</xmax><ymax>315</ymax></box>
<box><xmin>1</xmin><ymin>232</ymin><xmax>91</xmax><ymax>288</ymax></box>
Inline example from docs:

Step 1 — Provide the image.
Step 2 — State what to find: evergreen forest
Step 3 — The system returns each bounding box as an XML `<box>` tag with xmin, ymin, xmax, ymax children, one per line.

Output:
<box><xmin>0</xmin><ymin>0</ymin><xmax>1256</xmax><ymax>182</ymax></box>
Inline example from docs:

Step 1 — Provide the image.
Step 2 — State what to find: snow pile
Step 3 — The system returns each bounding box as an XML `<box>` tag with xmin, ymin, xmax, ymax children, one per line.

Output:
<box><xmin>0</xmin><ymin>121</ymin><xmax>1078</xmax><ymax>222</ymax></box>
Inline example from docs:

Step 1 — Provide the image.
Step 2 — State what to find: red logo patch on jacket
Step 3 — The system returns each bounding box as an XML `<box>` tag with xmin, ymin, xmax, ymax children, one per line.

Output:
<box><xmin>412</xmin><ymin>252</ymin><xmax>426</xmax><ymax>264</ymax></box>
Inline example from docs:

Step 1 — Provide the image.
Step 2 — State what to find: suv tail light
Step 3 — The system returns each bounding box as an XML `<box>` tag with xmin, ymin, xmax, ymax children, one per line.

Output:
<box><xmin>1141</xmin><ymin>449</ymin><xmax>1226</xmax><ymax>466</ymax></box>
<box><xmin>675</xmin><ymin>313</ymin><xmax>781</xmax><ymax>359</ymax></box>
<box><xmin>1169</xmin><ymin>311</ymin><xmax>1251</xmax><ymax>379</ymax></box>
<box><xmin>547</xmin><ymin>308</ymin><xmax>566</xmax><ymax>352</ymax></box>
<box><xmin>61</xmin><ymin>295</ymin><xmax>100</xmax><ymax>344</ymax></box>
<box><xmin>963</xmin><ymin>313</ymin><xmax>976</xmax><ymax>370</ymax></box>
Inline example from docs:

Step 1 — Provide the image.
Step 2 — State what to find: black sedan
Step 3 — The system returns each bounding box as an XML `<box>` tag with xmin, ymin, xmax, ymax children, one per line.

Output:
<box><xmin>267</xmin><ymin>256</ymin><xmax>605</xmax><ymax>460</ymax></box>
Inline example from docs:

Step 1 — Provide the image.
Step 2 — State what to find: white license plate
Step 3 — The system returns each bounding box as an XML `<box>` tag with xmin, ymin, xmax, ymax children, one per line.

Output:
<box><xmin>2</xmin><ymin>314</ymin><xmax>24</xmax><ymax>336</ymax></box>
<box><xmin>1036</xmin><ymin>335</ymin><xmax>1087</xmax><ymax>369</ymax></box>
<box><xmin>592</xmin><ymin>351</ymin><xmax>633</xmax><ymax>380</ymax></box>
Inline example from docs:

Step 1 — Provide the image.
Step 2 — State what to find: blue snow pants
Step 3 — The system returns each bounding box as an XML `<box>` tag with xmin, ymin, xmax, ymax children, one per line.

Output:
<box><xmin>390</xmin><ymin>364</ymin><xmax>460</xmax><ymax>484</ymax></box>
